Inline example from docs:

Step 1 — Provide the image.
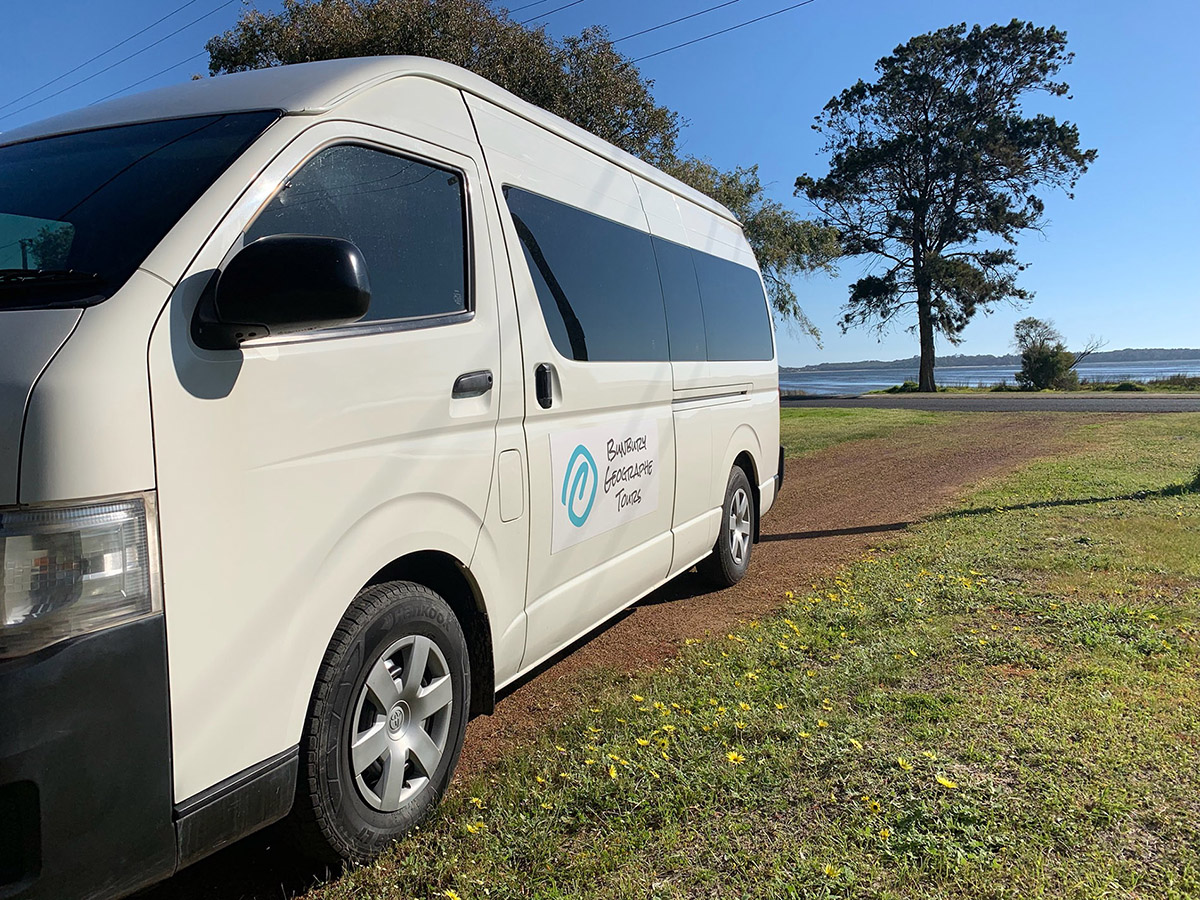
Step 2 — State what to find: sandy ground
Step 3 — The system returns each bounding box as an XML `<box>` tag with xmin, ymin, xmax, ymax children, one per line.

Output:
<box><xmin>142</xmin><ymin>412</ymin><xmax>1103</xmax><ymax>900</ymax></box>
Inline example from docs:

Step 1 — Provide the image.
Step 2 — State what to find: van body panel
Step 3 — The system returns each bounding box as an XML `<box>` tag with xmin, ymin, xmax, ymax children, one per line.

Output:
<box><xmin>467</xmin><ymin>96</ymin><xmax>678</xmax><ymax>672</ymax></box>
<box><xmin>147</xmin><ymin>111</ymin><xmax>503</xmax><ymax>801</ymax></box>
<box><xmin>0</xmin><ymin>308</ymin><xmax>80</xmax><ymax>505</ymax></box>
<box><xmin>18</xmin><ymin>272</ymin><xmax>167</xmax><ymax>504</ymax></box>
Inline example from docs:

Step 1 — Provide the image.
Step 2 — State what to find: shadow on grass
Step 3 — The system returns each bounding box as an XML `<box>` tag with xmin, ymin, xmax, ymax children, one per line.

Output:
<box><xmin>936</xmin><ymin>474</ymin><xmax>1199</xmax><ymax>521</ymax></box>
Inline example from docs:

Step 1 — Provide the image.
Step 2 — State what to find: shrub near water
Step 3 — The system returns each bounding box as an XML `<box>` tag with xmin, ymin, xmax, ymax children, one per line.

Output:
<box><xmin>310</xmin><ymin>415</ymin><xmax>1200</xmax><ymax>900</ymax></box>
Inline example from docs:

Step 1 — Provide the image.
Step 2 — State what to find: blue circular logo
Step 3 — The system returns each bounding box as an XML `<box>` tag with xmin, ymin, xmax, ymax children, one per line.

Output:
<box><xmin>561</xmin><ymin>444</ymin><xmax>598</xmax><ymax>527</ymax></box>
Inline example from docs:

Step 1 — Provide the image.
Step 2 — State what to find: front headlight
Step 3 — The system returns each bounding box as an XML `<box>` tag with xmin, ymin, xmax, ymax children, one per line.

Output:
<box><xmin>0</xmin><ymin>493</ymin><xmax>161</xmax><ymax>658</ymax></box>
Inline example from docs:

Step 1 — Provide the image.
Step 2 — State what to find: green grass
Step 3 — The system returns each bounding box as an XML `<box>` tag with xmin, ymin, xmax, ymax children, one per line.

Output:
<box><xmin>306</xmin><ymin>414</ymin><xmax>1200</xmax><ymax>900</ymax></box>
<box><xmin>780</xmin><ymin>407</ymin><xmax>957</xmax><ymax>457</ymax></box>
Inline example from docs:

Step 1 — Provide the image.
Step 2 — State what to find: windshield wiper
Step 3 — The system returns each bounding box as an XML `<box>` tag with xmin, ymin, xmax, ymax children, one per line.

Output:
<box><xmin>0</xmin><ymin>268</ymin><xmax>103</xmax><ymax>286</ymax></box>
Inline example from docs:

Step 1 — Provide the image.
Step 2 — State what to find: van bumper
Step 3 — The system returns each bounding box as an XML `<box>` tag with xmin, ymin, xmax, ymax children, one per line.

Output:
<box><xmin>0</xmin><ymin>616</ymin><xmax>175</xmax><ymax>900</ymax></box>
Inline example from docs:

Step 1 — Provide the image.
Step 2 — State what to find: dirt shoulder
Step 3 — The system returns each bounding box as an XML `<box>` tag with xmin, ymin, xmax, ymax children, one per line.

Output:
<box><xmin>457</xmin><ymin>412</ymin><xmax>1106</xmax><ymax>776</ymax></box>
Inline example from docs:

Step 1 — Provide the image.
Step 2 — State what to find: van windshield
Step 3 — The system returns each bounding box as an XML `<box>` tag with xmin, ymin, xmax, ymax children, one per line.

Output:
<box><xmin>0</xmin><ymin>111</ymin><xmax>279</xmax><ymax>309</ymax></box>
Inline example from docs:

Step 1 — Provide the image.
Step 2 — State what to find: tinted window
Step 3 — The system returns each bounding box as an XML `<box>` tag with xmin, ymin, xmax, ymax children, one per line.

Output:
<box><xmin>652</xmin><ymin>236</ymin><xmax>707</xmax><ymax>361</ymax></box>
<box><xmin>693</xmin><ymin>251</ymin><xmax>774</xmax><ymax>361</ymax></box>
<box><xmin>504</xmin><ymin>187</ymin><xmax>668</xmax><ymax>362</ymax></box>
<box><xmin>0</xmin><ymin>112</ymin><xmax>277</xmax><ymax>309</ymax></box>
<box><xmin>246</xmin><ymin>145</ymin><xmax>467</xmax><ymax>323</ymax></box>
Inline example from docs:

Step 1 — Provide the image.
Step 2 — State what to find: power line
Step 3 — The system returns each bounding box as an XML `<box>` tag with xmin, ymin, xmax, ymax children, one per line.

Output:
<box><xmin>0</xmin><ymin>0</ymin><xmax>207</xmax><ymax>114</ymax></box>
<box><xmin>518</xmin><ymin>0</ymin><xmax>585</xmax><ymax>27</ymax></box>
<box><xmin>503</xmin><ymin>0</ymin><xmax>556</xmax><ymax>12</ymax></box>
<box><xmin>613</xmin><ymin>0</ymin><xmax>742</xmax><ymax>44</ymax></box>
<box><xmin>91</xmin><ymin>52</ymin><xmax>209</xmax><ymax>105</ymax></box>
<box><xmin>0</xmin><ymin>0</ymin><xmax>239</xmax><ymax>123</ymax></box>
<box><xmin>633</xmin><ymin>0</ymin><xmax>817</xmax><ymax>62</ymax></box>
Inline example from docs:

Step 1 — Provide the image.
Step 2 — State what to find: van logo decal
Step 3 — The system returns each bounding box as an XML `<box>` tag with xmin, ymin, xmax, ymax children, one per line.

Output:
<box><xmin>561</xmin><ymin>444</ymin><xmax>598</xmax><ymax>527</ymax></box>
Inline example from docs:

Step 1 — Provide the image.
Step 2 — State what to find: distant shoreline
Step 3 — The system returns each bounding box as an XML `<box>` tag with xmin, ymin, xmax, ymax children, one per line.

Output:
<box><xmin>782</xmin><ymin>348</ymin><xmax>1200</xmax><ymax>373</ymax></box>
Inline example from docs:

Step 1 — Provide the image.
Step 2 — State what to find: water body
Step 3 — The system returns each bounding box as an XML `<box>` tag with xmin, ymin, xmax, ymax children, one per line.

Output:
<box><xmin>780</xmin><ymin>359</ymin><xmax>1200</xmax><ymax>396</ymax></box>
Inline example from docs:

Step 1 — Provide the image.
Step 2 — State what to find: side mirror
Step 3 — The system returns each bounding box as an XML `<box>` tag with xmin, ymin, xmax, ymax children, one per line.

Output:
<box><xmin>192</xmin><ymin>234</ymin><xmax>371</xmax><ymax>350</ymax></box>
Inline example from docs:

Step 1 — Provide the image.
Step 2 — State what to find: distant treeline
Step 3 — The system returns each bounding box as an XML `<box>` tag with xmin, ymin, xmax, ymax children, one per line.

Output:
<box><xmin>783</xmin><ymin>348</ymin><xmax>1200</xmax><ymax>373</ymax></box>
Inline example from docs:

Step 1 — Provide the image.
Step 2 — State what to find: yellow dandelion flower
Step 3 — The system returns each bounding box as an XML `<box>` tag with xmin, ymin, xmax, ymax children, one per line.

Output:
<box><xmin>661</xmin><ymin>750</ymin><xmax>671</xmax><ymax>760</ymax></box>
<box><xmin>817</xmin><ymin>719</ymin><xmax>829</xmax><ymax>728</ymax></box>
<box><xmin>784</xmin><ymin>591</ymin><xmax>795</xmax><ymax>600</ymax></box>
<box><xmin>739</xmin><ymin>701</ymin><xmax>751</xmax><ymax>711</ymax></box>
<box><xmin>879</xmin><ymin>827</ymin><xmax>891</xmax><ymax>839</ymax></box>
<box><xmin>799</xmin><ymin>731</ymin><xmax>811</xmax><ymax>739</ymax></box>
<box><xmin>775</xmin><ymin>702</ymin><xmax>787</xmax><ymax>711</ymax></box>
<box><xmin>896</xmin><ymin>757</ymin><xmax>913</xmax><ymax>771</ymax></box>
<box><xmin>662</xmin><ymin>724</ymin><xmax>676</xmax><ymax>732</ymax></box>
<box><xmin>848</xmin><ymin>738</ymin><xmax>863</xmax><ymax>751</ymax></box>
<box><xmin>608</xmin><ymin>765</ymin><xmax>618</xmax><ymax>780</ymax></box>
<box><xmin>469</xmin><ymin>796</ymin><xmax>483</xmax><ymax>807</ymax></box>
<box><xmin>584</xmin><ymin>758</ymin><xmax>595</xmax><ymax>765</ymax></box>
<box><xmin>631</xmin><ymin>694</ymin><xmax>644</xmax><ymax>702</ymax></box>
<box><xmin>921</xmin><ymin>751</ymin><xmax>937</xmax><ymax>760</ymax></box>
<box><xmin>555</xmin><ymin>745</ymin><xmax>567</xmax><ymax>753</ymax></box>
<box><xmin>558</xmin><ymin>772</ymin><xmax>571</xmax><ymax>779</ymax></box>
<box><xmin>868</xmin><ymin>799</ymin><xmax>881</xmax><ymax>813</ymax></box>
<box><xmin>443</xmin><ymin>890</ymin><xmax>463</xmax><ymax>900</ymax></box>
<box><xmin>735</xmin><ymin>721</ymin><xmax>747</xmax><ymax>730</ymax></box>
<box><xmin>541</xmin><ymin>802</ymin><xmax>553</xmax><ymax>809</ymax></box>
<box><xmin>535</xmin><ymin>775</ymin><xmax>546</xmax><ymax>784</ymax></box>
<box><xmin>936</xmin><ymin>774</ymin><xmax>958</xmax><ymax>789</ymax></box>
<box><xmin>636</xmin><ymin>738</ymin><xmax>650</xmax><ymax>747</ymax></box>
<box><xmin>823</xmin><ymin>863</ymin><xmax>841</xmax><ymax>879</ymax></box>
<box><xmin>465</xmin><ymin>821</ymin><xmax>487</xmax><ymax>834</ymax></box>
<box><xmin>650</xmin><ymin>770</ymin><xmax>660</xmax><ymax>780</ymax></box>
<box><xmin>726</xmin><ymin>750</ymin><xmax>746</xmax><ymax>764</ymax></box>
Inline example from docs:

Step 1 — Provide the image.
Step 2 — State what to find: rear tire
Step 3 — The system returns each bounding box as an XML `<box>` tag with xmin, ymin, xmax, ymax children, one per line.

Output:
<box><xmin>699</xmin><ymin>466</ymin><xmax>755</xmax><ymax>587</ymax></box>
<box><xmin>292</xmin><ymin>581</ymin><xmax>470</xmax><ymax>865</ymax></box>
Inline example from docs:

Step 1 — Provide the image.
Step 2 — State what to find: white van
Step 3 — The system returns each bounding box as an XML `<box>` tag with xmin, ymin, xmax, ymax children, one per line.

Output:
<box><xmin>0</xmin><ymin>57</ymin><xmax>781</xmax><ymax>899</ymax></box>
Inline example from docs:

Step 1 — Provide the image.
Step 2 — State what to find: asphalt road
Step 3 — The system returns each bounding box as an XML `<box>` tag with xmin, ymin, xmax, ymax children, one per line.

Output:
<box><xmin>782</xmin><ymin>392</ymin><xmax>1200</xmax><ymax>413</ymax></box>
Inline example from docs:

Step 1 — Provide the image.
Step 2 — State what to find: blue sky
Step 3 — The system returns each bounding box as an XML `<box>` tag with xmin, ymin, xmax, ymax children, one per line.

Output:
<box><xmin>2</xmin><ymin>0</ymin><xmax>1196</xmax><ymax>365</ymax></box>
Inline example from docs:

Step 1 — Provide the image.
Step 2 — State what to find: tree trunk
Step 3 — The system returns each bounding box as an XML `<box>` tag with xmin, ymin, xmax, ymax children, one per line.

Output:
<box><xmin>917</xmin><ymin>290</ymin><xmax>937</xmax><ymax>392</ymax></box>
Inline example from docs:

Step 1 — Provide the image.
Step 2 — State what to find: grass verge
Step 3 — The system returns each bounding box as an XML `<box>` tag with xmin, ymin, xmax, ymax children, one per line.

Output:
<box><xmin>308</xmin><ymin>414</ymin><xmax>1200</xmax><ymax>900</ymax></box>
<box><xmin>779</xmin><ymin>407</ymin><xmax>964</xmax><ymax>457</ymax></box>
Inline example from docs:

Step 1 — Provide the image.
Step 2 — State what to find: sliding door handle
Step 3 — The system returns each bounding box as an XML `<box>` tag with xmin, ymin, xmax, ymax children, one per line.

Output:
<box><xmin>535</xmin><ymin>363</ymin><xmax>554</xmax><ymax>409</ymax></box>
<box><xmin>452</xmin><ymin>369</ymin><xmax>493</xmax><ymax>398</ymax></box>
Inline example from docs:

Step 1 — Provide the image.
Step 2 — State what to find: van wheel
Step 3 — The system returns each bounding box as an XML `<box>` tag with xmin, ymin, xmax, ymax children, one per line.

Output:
<box><xmin>699</xmin><ymin>467</ymin><xmax>755</xmax><ymax>587</ymax></box>
<box><xmin>292</xmin><ymin>581</ymin><xmax>469</xmax><ymax>865</ymax></box>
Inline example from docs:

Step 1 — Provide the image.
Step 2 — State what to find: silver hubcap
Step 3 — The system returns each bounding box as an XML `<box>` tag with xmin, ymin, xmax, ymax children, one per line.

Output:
<box><xmin>350</xmin><ymin>634</ymin><xmax>453</xmax><ymax>812</ymax></box>
<box><xmin>728</xmin><ymin>487</ymin><xmax>752</xmax><ymax>566</ymax></box>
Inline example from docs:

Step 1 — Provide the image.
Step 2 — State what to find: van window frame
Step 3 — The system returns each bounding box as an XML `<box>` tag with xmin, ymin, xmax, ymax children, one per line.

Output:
<box><xmin>234</xmin><ymin>137</ymin><xmax>476</xmax><ymax>347</ymax></box>
<box><xmin>501</xmin><ymin>183</ymin><xmax>672</xmax><ymax>365</ymax></box>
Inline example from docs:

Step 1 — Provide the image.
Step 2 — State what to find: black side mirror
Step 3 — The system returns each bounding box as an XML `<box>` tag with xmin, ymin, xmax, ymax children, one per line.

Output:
<box><xmin>192</xmin><ymin>234</ymin><xmax>371</xmax><ymax>350</ymax></box>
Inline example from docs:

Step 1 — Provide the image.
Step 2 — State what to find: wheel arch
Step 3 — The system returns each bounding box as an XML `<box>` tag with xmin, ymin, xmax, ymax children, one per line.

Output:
<box><xmin>363</xmin><ymin>550</ymin><xmax>495</xmax><ymax>718</ymax></box>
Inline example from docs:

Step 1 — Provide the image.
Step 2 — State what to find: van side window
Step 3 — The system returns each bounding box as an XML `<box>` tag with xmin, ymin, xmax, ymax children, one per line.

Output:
<box><xmin>692</xmin><ymin>251</ymin><xmax>774</xmax><ymax>361</ymax></box>
<box><xmin>504</xmin><ymin>187</ymin><xmax>669</xmax><ymax>362</ymax></box>
<box><xmin>651</xmin><ymin>236</ymin><xmax>707</xmax><ymax>362</ymax></box>
<box><xmin>246</xmin><ymin>145</ymin><xmax>468</xmax><ymax>323</ymax></box>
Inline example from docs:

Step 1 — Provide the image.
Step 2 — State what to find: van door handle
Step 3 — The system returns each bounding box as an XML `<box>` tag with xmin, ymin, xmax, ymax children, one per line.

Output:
<box><xmin>535</xmin><ymin>363</ymin><xmax>553</xmax><ymax>409</ymax></box>
<box><xmin>452</xmin><ymin>370</ymin><xmax>493</xmax><ymax>398</ymax></box>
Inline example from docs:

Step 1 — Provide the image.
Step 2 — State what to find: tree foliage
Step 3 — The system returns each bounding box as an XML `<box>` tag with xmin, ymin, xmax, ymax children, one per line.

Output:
<box><xmin>796</xmin><ymin>20</ymin><xmax>1097</xmax><ymax>390</ymax></box>
<box><xmin>207</xmin><ymin>0</ymin><xmax>838</xmax><ymax>328</ymax></box>
<box><xmin>1012</xmin><ymin>316</ymin><xmax>1103</xmax><ymax>390</ymax></box>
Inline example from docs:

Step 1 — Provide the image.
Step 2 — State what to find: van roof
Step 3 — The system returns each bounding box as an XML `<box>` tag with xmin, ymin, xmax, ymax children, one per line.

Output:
<box><xmin>0</xmin><ymin>56</ymin><xmax>739</xmax><ymax>225</ymax></box>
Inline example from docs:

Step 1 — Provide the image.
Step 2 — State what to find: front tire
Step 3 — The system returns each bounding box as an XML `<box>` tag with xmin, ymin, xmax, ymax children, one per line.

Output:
<box><xmin>292</xmin><ymin>581</ymin><xmax>470</xmax><ymax>865</ymax></box>
<box><xmin>699</xmin><ymin>466</ymin><xmax>755</xmax><ymax>587</ymax></box>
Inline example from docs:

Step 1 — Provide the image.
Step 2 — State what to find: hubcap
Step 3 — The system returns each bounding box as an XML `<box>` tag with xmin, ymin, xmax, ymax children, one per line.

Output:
<box><xmin>728</xmin><ymin>487</ymin><xmax>752</xmax><ymax>566</ymax></box>
<box><xmin>350</xmin><ymin>634</ymin><xmax>453</xmax><ymax>812</ymax></box>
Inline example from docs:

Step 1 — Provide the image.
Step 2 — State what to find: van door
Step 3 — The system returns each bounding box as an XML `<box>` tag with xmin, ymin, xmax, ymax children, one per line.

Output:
<box><xmin>467</xmin><ymin>98</ymin><xmax>676</xmax><ymax>674</ymax></box>
<box><xmin>148</xmin><ymin>119</ymin><xmax>503</xmax><ymax>802</ymax></box>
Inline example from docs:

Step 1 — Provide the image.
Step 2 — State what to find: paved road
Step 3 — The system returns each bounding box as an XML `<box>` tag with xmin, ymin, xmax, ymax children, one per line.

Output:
<box><xmin>782</xmin><ymin>392</ymin><xmax>1200</xmax><ymax>413</ymax></box>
